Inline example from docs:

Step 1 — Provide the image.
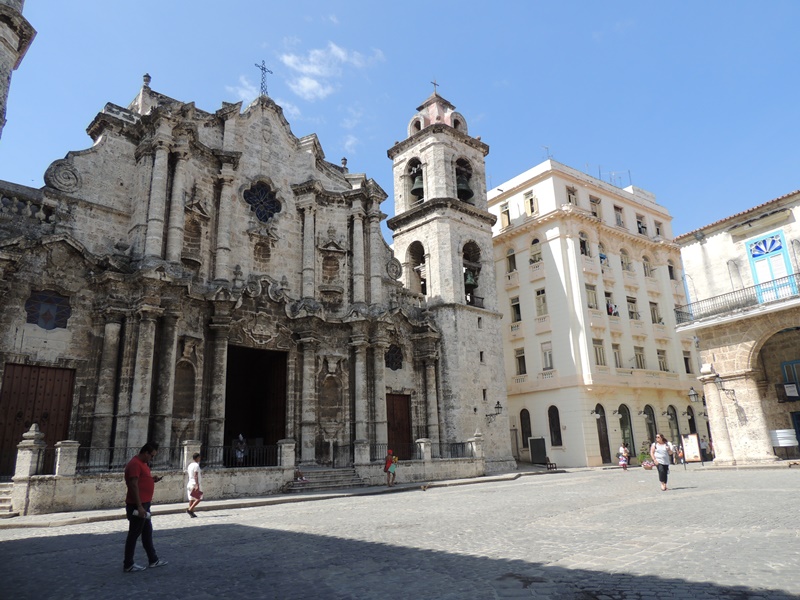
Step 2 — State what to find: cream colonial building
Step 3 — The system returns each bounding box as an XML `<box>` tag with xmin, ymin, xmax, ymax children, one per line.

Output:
<box><xmin>675</xmin><ymin>189</ymin><xmax>800</xmax><ymax>464</ymax></box>
<box><xmin>488</xmin><ymin>161</ymin><xmax>702</xmax><ymax>467</ymax></box>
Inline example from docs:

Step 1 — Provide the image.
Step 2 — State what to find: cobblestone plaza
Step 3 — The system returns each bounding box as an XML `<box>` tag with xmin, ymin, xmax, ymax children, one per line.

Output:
<box><xmin>0</xmin><ymin>467</ymin><xmax>798</xmax><ymax>599</ymax></box>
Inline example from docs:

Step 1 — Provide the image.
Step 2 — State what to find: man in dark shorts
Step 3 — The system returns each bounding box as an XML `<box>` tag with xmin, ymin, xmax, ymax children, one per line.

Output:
<box><xmin>123</xmin><ymin>442</ymin><xmax>168</xmax><ymax>572</ymax></box>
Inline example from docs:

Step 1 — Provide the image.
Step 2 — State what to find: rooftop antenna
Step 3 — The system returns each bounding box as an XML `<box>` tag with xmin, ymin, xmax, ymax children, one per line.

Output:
<box><xmin>542</xmin><ymin>145</ymin><xmax>552</xmax><ymax>160</ymax></box>
<box><xmin>254</xmin><ymin>60</ymin><xmax>273</xmax><ymax>96</ymax></box>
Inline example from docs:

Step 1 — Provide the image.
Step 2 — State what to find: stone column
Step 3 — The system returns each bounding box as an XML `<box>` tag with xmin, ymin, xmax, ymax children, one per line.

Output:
<box><xmin>128</xmin><ymin>308</ymin><xmax>161</xmax><ymax>452</ymax></box>
<box><xmin>726</xmin><ymin>372</ymin><xmax>779</xmax><ymax>463</ymax></box>
<box><xmin>144</xmin><ymin>142</ymin><xmax>170</xmax><ymax>259</ymax></box>
<box><xmin>55</xmin><ymin>440</ymin><xmax>81</xmax><ymax>476</ymax></box>
<box><xmin>351</xmin><ymin>209</ymin><xmax>366</xmax><ymax>303</ymax></box>
<box><xmin>11</xmin><ymin>425</ymin><xmax>47</xmax><ymax>516</ymax></box>
<box><xmin>299</xmin><ymin>336</ymin><xmax>318</xmax><ymax>464</ymax></box>
<box><xmin>372</xmin><ymin>340</ymin><xmax>388</xmax><ymax>446</ymax></box>
<box><xmin>354</xmin><ymin>440</ymin><xmax>371</xmax><ymax>465</ymax></box>
<box><xmin>278</xmin><ymin>439</ymin><xmax>296</xmax><ymax>468</ymax></box>
<box><xmin>181</xmin><ymin>439</ymin><xmax>202</xmax><ymax>471</ymax></box>
<box><xmin>207</xmin><ymin>319</ymin><xmax>230</xmax><ymax>452</ymax></box>
<box><xmin>300</xmin><ymin>204</ymin><xmax>316</xmax><ymax>298</ymax></box>
<box><xmin>213</xmin><ymin>167</ymin><xmax>236</xmax><ymax>282</ymax></box>
<box><xmin>424</xmin><ymin>357</ymin><xmax>441</xmax><ymax>446</ymax></box>
<box><xmin>351</xmin><ymin>335</ymin><xmax>369</xmax><ymax>442</ymax></box>
<box><xmin>368</xmin><ymin>211</ymin><xmax>383</xmax><ymax>304</ymax></box>
<box><xmin>165</xmin><ymin>152</ymin><xmax>188</xmax><ymax>262</ymax></box>
<box><xmin>700</xmin><ymin>374</ymin><xmax>735</xmax><ymax>464</ymax></box>
<box><xmin>152</xmin><ymin>313</ymin><xmax>179</xmax><ymax>449</ymax></box>
<box><xmin>91</xmin><ymin>314</ymin><xmax>123</xmax><ymax>451</ymax></box>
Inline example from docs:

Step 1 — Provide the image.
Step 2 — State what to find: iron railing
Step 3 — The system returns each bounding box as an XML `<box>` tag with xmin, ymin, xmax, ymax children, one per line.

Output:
<box><xmin>204</xmin><ymin>445</ymin><xmax>279</xmax><ymax>469</ymax></box>
<box><xmin>433</xmin><ymin>442</ymin><xmax>473</xmax><ymax>459</ymax></box>
<box><xmin>675</xmin><ymin>272</ymin><xmax>800</xmax><ymax>324</ymax></box>
<box><xmin>76</xmin><ymin>446</ymin><xmax>183</xmax><ymax>473</ymax></box>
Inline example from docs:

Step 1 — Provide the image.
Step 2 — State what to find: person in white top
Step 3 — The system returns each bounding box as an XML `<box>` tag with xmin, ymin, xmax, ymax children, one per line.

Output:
<box><xmin>618</xmin><ymin>442</ymin><xmax>630</xmax><ymax>471</ymax></box>
<box><xmin>650</xmin><ymin>434</ymin><xmax>674</xmax><ymax>491</ymax></box>
<box><xmin>186</xmin><ymin>453</ymin><xmax>202</xmax><ymax>517</ymax></box>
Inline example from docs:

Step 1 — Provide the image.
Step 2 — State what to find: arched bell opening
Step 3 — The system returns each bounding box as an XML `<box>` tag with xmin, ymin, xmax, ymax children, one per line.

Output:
<box><xmin>462</xmin><ymin>241</ymin><xmax>482</xmax><ymax>307</ymax></box>
<box><xmin>406</xmin><ymin>241</ymin><xmax>427</xmax><ymax>295</ymax></box>
<box><xmin>455</xmin><ymin>158</ymin><xmax>474</xmax><ymax>203</ymax></box>
<box><xmin>407</xmin><ymin>159</ymin><xmax>424</xmax><ymax>204</ymax></box>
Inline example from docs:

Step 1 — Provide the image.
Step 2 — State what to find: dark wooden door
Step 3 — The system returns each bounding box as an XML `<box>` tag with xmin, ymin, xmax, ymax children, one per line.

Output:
<box><xmin>386</xmin><ymin>393</ymin><xmax>412</xmax><ymax>460</ymax></box>
<box><xmin>595</xmin><ymin>406</ymin><xmax>612</xmax><ymax>464</ymax></box>
<box><xmin>0</xmin><ymin>364</ymin><xmax>75</xmax><ymax>476</ymax></box>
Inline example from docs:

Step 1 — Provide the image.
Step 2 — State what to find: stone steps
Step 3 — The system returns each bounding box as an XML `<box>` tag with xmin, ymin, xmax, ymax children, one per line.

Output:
<box><xmin>0</xmin><ymin>482</ymin><xmax>15</xmax><ymax>517</ymax></box>
<box><xmin>283</xmin><ymin>468</ymin><xmax>367</xmax><ymax>493</ymax></box>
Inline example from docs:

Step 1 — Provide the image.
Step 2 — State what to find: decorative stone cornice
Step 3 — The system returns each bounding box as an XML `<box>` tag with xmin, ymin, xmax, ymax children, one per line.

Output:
<box><xmin>387</xmin><ymin>123</ymin><xmax>489</xmax><ymax>159</ymax></box>
<box><xmin>387</xmin><ymin>197</ymin><xmax>495</xmax><ymax>231</ymax></box>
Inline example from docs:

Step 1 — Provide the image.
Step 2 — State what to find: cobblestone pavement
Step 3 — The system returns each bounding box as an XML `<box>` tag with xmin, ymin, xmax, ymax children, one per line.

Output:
<box><xmin>1</xmin><ymin>467</ymin><xmax>798</xmax><ymax>599</ymax></box>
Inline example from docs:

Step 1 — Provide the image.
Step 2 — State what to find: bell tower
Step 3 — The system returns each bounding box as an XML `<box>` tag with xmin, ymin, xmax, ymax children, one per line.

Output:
<box><xmin>0</xmin><ymin>0</ymin><xmax>35</xmax><ymax>140</ymax></box>
<box><xmin>387</xmin><ymin>92</ymin><xmax>515</xmax><ymax>472</ymax></box>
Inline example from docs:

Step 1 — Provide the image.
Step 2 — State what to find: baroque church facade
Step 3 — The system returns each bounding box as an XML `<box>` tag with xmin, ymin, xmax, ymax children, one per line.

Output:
<box><xmin>0</xmin><ymin>2</ymin><xmax>514</xmax><ymax>475</ymax></box>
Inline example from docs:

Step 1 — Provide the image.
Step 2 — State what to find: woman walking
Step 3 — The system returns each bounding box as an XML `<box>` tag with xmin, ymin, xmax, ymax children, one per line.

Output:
<box><xmin>650</xmin><ymin>434</ymin><xmax>674</xmax><ymax>491</ymax></box>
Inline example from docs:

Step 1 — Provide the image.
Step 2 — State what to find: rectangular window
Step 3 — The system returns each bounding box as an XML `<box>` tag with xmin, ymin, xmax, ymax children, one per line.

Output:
<box><xmin>627</xmin><ymin>296</ymin><xmax>639</xmax><ymax>320</ymax></box>
<box><xmin>612</xmin><ymin>343</ymin><xmax>622</xmax><ymax>368</ymax></box>
<box><xmin>634</xmin><ymin>346</ymin><xmax>646</xmax><ymax>370</ymax></box>
<box><xmin>657</xmin><ymin>349</ymin><xmax>669</xmax><ymax>372</ymax></box>
<box><xmin>500</xmin><ymin>203</ymin><xmax>510</xmax><ymax>228</ymax></box>
<box><xmin>593</xmin><ymin>339</ymin><xmax>606</xmax><ymax>366</ymax></box>
<box><xmin>541</xmin><ymin>342</ymin><xmax>553</xmax><ymax>370</ymax></box>
<box><xmin>649</xmin><ymin>302</ymin><xmax>661</xmax><ymax>324</ymax></box>
<box><xmin>515</xmin><ymin>348</ymin><xmax>527</xmax><ymax>376</ymax></box>
<box><xmin>636</xmin><ymin>214</ymin><xmax>647</xmax><ymax>235</ymax></box>
<box><xmin>566</xmin><ymin>186</ymin><xmax>577</xmax><ymax>205</ymax></box>
<box><xmin>614</xmin><ymin>205</ymin><xmax>625</xmax><ymax>227</ymax></box>
<box><xmin>605</xmin><ymin>292</ymin><xmax>618</xmax><ymax>316</ymax></box>
<box><xmin>683</xmin><ymin>351</ymin><xmax>693</xmax><ymax>374</ymax></box>
<box><xmin>524</xmin><ymin>191</ymin><xmax>538</xmax><ymax>216</ymax></box>
<box><xmin>590</xmin><ymin>196</ymin><xmax>601</xmax><ymax>219</ymax></box>
<box><xmin>654</xmin><ymin>221</ymin><xmax>663</xmax><ymax>236</ymax></box>
<box><xmin>535</xmin><ymin>288</ymin><xmax>548</xmax><ymax>316</ymax></box>
<box><xmin>511</xmin><ymin>296</ymin><xmax>522</xmax><ymax>322</ymax></box>
<box><xmin>586</xmin><ymin>284</ymin><xmax>598</xmax><ymax>309</ymax></box>
<box><xmin>479</xmin><ymin>351</ymin><xmax>485</xmax><ymax>363</ymax></box>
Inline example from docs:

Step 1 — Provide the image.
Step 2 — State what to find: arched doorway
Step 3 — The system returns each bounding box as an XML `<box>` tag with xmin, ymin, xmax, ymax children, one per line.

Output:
<box><xmin>686</xmin><ymin>405</ymin><xmax>697</xmax><ymax>434</ymax></box>
<box><xmin>667</xmin><ymin>405</ymin><xmax>681</xmax><ymax>457</ymax></box>
<box><xmin>618</xmin><ymin>404</ymin><xmax>634</xmax><ymax>460</ymax></box>
<box><xmin>643</xmin><ymin>404</ymin><xmax>657</xmax><ymax>446</ymax></box>
<box><xmin>594</xmin><ymin>404</ymin><xmax>612</xmax><ymax>464</ymax></box>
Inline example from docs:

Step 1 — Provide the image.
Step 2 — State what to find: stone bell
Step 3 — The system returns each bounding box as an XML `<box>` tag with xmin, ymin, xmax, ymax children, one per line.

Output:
<box><xmin>410</xmin><ymin>175</ymin><xmax>424</xmax><ymax>198</ymax></box>
<box><xmin>464</xmin><ymin>269</ymin><xmax>478</xmax><ymax>291</ymax></box>
<box><xmin>456</xmin><ymin>175</ymin><xmax>473</xmax><ymax>201</ymax></box>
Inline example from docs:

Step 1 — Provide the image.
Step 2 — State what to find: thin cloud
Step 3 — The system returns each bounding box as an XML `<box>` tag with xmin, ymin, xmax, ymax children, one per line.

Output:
<box><xmin>280</xmin><ymin>42</ymin><xmax>384</xmax><ymax>102</ymax></box>
<box><xmin>343</xmin><ymin>134</ymin><xmax>359</xmax><ymax>154</ymax></box>
<box><xmin>341</xmin><ymin>106</ymin><xmax>363</xmax><ymax>130</ymax></box>
<box><xmin>225</xmin><ymin>76</ymin><xmax>259</xmax><ymax>103</ymax></box>
<box><xmin>275</xmin><ymin>97</ymin><xmax>301</xmax><ymax>120</ymax></box>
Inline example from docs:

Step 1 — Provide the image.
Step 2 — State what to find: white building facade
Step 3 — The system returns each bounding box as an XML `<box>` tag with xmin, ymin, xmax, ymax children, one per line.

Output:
<box><xmin>676</xmin><ymin>190</ymin><xmax>800</xmax><ymax>464</ymax></box>
<box><xmin>489</xmin><ymin>161</ymin><xmax>702</xmax><ymax>467</ymax></box>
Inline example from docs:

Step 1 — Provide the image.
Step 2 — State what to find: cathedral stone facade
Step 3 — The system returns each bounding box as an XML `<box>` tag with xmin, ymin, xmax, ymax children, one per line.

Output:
<box><xmin>0</xmin><ymin>67</ymin><xmax>514</xmax><ymax>475</ymax></box>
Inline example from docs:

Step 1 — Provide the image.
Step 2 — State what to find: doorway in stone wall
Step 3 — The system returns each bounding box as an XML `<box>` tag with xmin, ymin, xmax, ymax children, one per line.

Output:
<box><xmin>386</xmin><ymin>393</ymin><xmax>413</xmax><ymax>460</ymax></box>
<box><xmin>0</xmin><ymin>364</ymin><xmax>75</xmax><ymax>477</ymax></box>
<box><xmin>224</xmin><ymin>346</ymin><xmax>287</xmax><ymax>466</ymax></box>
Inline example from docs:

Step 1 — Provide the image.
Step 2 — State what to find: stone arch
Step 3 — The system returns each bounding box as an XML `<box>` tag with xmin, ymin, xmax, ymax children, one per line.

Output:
<box><xmin>406</xmin><ymin>241</ymin><xmax>426</xmax><ymax>294</ymax></box>
<box><xmin>736</xmin><ymin>309</ymin><xmax>800</xmax><ymax>373</ymax></box>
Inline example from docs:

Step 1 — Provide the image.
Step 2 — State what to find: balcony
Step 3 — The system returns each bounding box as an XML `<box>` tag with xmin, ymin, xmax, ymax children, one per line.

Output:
<box><xmin>505</xmin><ymin>270</ymin><xmax>519</xmax><ymax>288</ymax></box>
<box><xmin>509</xmin><ymin>322</ymin><xmax>525</xmax><ymax>339</ymax></box>
<box><xmin>529</xmin><ymin>261</ymin><xmax>545</xmax><ymax>281</ymax></box>
<box><xmin>534</xmin><ymin>315</ymin><xmax>551</xmax><ymax>334</ymax></box>
<box><xmin>675</xmin><ymin>272</ymin><xmax>800</xmax><ymax>325</ymax></box>
<box><xmin>465</xmin><ymin>294</ymin><xmax>485</xmax><ymax>308</ymax></box>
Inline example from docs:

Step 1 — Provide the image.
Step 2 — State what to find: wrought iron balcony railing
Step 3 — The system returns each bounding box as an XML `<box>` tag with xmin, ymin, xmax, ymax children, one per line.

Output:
<box><xmin>675</xmin><ymin>272</ymin><xmax>800</xmax><ymax>325</ymax></box>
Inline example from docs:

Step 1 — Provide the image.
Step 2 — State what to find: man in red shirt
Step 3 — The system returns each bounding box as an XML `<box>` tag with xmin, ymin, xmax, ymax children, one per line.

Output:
<box><xmin>123</xmin><ymin>442</ymin><xmax>168</xmax><ymax>572</ymax></box>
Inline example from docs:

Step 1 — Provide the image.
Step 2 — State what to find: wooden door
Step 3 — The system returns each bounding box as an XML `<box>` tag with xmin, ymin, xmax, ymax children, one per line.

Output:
<box><xmin>386</xmin><ymin>393</ymin><xmax>412</xmax><ymax>460</ymax></box>
<box><xmin>0</xmin><ymin>364</ymin><xmax>75</xmax><ymax>476</ymax></box>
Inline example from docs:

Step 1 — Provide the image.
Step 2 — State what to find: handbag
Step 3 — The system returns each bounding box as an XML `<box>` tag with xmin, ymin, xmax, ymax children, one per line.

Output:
<box><xmin>190</xmin><ymin>488</ymin><xmax>203</xmax><ymax>500</ymax></box>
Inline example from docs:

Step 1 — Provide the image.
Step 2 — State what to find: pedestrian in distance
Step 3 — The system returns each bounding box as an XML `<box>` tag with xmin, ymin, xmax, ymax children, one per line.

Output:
<box><xmin>123</xmin><ymin>442</ymin><xmax>168</xmax><ymax>572</ymax></box>
<box><xmin>389</xmin><ymin>455</ymin><xmax>398</xmax><ymax>486</ymax></box>
<box><xmin>384</xmin><ymin>449</ymin><xmax>394</xmax><ymax>487</ymax></box>
<box><xmin>618</xmin><ymin>442</ymin><xmax>630</xmax><ymax>471</ymax></box>
<box><xmin>186</xmin><ymin>452</ymin><xmax>202</xmax><ymax>517</ymax></box>
<box><xmin>700</xmin><ymin>436</ymin><xmax>709</xmax><ymax>461</ymax></box>
<box><xmin>650</xmin><ymin>433</ymin><xmax>674</xmax><ymax>492</ymax></box>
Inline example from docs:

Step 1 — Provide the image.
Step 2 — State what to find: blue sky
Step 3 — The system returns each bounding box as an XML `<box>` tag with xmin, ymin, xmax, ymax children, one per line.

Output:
<box><xmin>1</xmin><ymin>1</ymin><xmax>798</xmax><ymax>239</ymax></box>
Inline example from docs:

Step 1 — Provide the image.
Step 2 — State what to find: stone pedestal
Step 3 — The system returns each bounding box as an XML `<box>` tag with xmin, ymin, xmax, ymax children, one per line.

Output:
<box><xmin>55</xmin><ymin>440</ymin><xmax>80</xmax><ymax>476</ymax></box>
<box><xmin>278</xmin><ymin>439</ymin><xmax>296</xmax><ymax>468</ymax></box>
<box><xmin>181</xmin><ymin>439</ymin><xmax>202</xmax><ymax>471</ymax></box>
<box><xmin>416</xmin><ymin>438</ymin><xmax>432</xmax><ymax>462</ymax></box>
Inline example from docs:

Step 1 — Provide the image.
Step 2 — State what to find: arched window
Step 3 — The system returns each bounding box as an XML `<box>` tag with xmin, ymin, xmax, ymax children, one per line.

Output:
<box><xmin>642</xmin><ymin>255</ymin><xmax>653</xmax><ymax>277</ymax></box>
<box><xmin>579</xmin><ymin>231</ymin><xmax>591</xmax><ymax>256</ymax></box>
<box><xmin>620</xmin><ymin>248</ymin><xmax>632</xmax><ymax>272</ymax></box>
<box><xmin>530</xmin><ymin>238</ymin><xmax>542</xmax><ymax>264</ymax></box>
<box><xmin>506</xmin><ymin>248</ymin><xmax>517</xmax><ymax>273</ymax></box>
<box><xmin>408</xmin><ymin>159</ymin><xmax>424</xmax><ymax>203</ymax></box>
<box><xmin>520</xmin><ymin>409</ymin><xmax>532</xmax><ymax>449</ymax></box>
<box><xmin>463</xmin><ymin>241</ymin><xmax>482</xmax><ymax>306</ymax></box>
<box><xmin>455</xmin><ymin>158</ymin><xmax>474</xmax><ymax>203</ymax></box>
<box><xmin>643</xmin><ymin>404</ymin><xmax>657</xmax><ymax>444</ymax></box>
<box><xmin>548</xmin><ymin>406</ymin><xmax>563</xmax><ymax>446</ymax></box>
<box><xmin>667</xmin><ymin>405</ymin><xmax>681</xmax><ymax>445</ymax></box>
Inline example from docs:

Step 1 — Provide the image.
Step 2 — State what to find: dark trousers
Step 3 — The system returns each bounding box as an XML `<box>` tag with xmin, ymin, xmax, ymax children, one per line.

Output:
<box><xmin>656</xmin><ymin>463</ymin><xmax>669</xmax><ymax>485</ymax></box>
<box><xmin>124</xmin><ymin>502</ymin><xmax>158</xmax><ymax>568</ymax></box>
